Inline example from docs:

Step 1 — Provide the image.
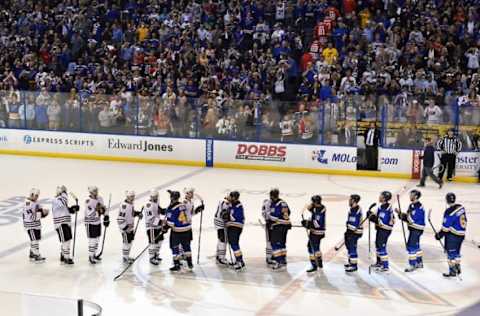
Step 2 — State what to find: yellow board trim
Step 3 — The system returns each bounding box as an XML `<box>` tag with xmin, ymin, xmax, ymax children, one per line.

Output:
<box><xmin>215</xmin><ymin>162</ymin><xmax>478</xmax><ymax>183</ymax></box>
<box><xmin>0</xmin><ymin>149</ymin><xmax>204</xmax><ymax>167</ymax></box>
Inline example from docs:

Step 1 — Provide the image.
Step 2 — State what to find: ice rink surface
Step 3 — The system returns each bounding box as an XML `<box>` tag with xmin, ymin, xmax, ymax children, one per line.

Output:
<box><xmin>0</xmin><ymin>155</ymin><xmax>479</xmax><ymax>316</ymax></box>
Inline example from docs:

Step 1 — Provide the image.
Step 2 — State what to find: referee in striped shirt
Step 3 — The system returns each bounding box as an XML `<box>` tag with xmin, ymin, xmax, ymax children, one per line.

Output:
<box><xmin>437</xmin><ymin>128</ymin><xmax>462</xmax><ymax>182</ymax></box>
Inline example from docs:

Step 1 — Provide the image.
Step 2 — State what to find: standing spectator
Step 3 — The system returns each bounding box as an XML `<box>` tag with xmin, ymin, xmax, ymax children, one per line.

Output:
<box><xmin>417</xmin><ymin>137</ymin><xmax>443</xmax><ymax>188</ymax></box>
<box><xmin>465</xmin><ymin>47</ymin><xmax>480</xmax><ymax>71</ymax></box>
<box><xmin>279</xmin><ymin>114</ymin><xmax>294</xmax><ymax>142</ymax></box>
<box><xmin>6</xmin><ymin>94</ymin><xmax>21</xmax><ymax>128</ymax></box>
<box><xmin>98</xmin><ymin>105</ymin><xmax>113</xmax><ymax>132</ymax></box>
<box><xmin>424</xmin><ymin>100</ymin><xmax>443</xmax><ymax>124</ymax></box>
<box><xmin>19</xmin><ymin>95</ymin><xmax>36</xmax><ymax>129</ymax></box>
<box><xmin>362</xmin><ymin>122</ymin><xmax>381</xmax><ymax>170</ymax></box>
<box><xmin>437</xmin><ymin>129</ymin><xmax>463</xmax><ymax>182</ymax></box>
<box><xmin>47</xmin><ymin>97</ymin><xmax>62</xmax><ymax>130</ymax></box>
<box><xmin>34</xmin><ymin>100</ymin><xmax>49</xmax><ymax>130</ymax></box>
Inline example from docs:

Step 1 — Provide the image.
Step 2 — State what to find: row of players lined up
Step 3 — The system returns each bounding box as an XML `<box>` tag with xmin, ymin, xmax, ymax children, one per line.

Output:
<box><xmin>22</xmin><ymin>186</ymin><xmax>467</xmax><ymax>277</ymax></box>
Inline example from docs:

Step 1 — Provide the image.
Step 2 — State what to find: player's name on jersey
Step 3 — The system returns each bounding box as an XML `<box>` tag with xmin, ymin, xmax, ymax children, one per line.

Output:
<box><xmin>107</xmin><ymin>138</ymin><xmax>174</xmax><ymax>152</ymax></box>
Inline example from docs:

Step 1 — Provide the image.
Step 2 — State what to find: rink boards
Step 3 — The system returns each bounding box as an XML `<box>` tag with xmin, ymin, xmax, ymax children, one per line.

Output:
<box><xmin>0</xmin><ymin>129</ymin><xmax>478</xmax><ymax>182</ymax></box>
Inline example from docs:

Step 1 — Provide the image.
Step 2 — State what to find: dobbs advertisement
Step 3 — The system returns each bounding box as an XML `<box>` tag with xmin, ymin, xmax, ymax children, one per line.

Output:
<box><xmin>214</xmin><ymin>140</ymin><xmax>357</xmax><ymax>170</ymax></box>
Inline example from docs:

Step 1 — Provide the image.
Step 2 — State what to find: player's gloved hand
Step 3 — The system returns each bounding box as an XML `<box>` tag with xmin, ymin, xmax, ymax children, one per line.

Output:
<box><xmin>134</xmin><ymin>211</ymin><xmax>143</xmax><ymax>219</ymax></box>
<box><xmin>435</xmin><ymin>232</ymin><xmax>441</xmax><ymax>240</ymax></box>
<box><xmin>162</xmin><ymin>225</ymin><xmax>170</xmax><ymax>234</ymax></box>
<box><xmin>221</xmin><ymin>211</ymin><xmax>230</xmax><ymax>221</ymax></box>
<box><xmin>366</xmin><ymin>211</ymin><xmax>372</xmax><ymax>219</ymax></box>
<box><xmin>194</xmin><ymin>204</ymin><xmax>205</xmax><ymax>214</ymax></box>
<box><xmin>400</xmin><ymin>213</ymin><xmax>408</xmax><ymax>222</ymax></box>
<box><xmin>301</xmin><ymin>219</ymin><xmax>309</xmax><ymax>228</ymax></box>
<box><xmin>103</xmin><ymin>215</ymin><xmax>110</xmax><ymax>227</ymax></box>
<box><xmin>68</xmin><ymin>205</ymin><xmax>80</xmax><ymax>214</ymax></box>
<box><xmin>40</xmin><ymin>208</ymin><xmax>49</xmax><ymax>218</ymax></box>
<box><xmin>126</xmin><ymin>224</ymin><xmax>134</xmax><ymax>232</ymax></box>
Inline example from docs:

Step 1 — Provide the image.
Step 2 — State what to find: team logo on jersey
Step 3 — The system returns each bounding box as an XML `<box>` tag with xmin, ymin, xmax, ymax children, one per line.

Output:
<box><xmin>312</xmin><ymin>150</ymin><xmax>328</xmax><ymax>164</ymax></box>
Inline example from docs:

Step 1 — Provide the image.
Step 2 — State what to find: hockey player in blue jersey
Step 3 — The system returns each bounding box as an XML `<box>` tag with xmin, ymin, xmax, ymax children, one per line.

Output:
<box><xmin>344</xmin><ymin>194</ymin><xmax>363</xmax><ymax>273</ymax></box>
<box><xmin>224</xmin><ymin>191</ymin><xmax>246</xmax><ymax>271</ymax></box>
<box><xmin>267</xmin><ymin>188</ymin><xmax>292</xmax><ymax>270</ymax></box>
<box><xmin>301</xmin><ymin>195</ymin><xmax>326</xmax><ymax>273</ymax></box>
<box><xmin>435</xmin><ymin>193</ymin><xmax>467</xmax><ymax>278</ymax></box>
<box><xmin>367</xmin><ymin>191</ymin><xmax>394</xmax><ymax>273</ymax></box>
<box><xmin>165</xmin><ymin>190</ymin><xmax>193</xmax><ymax>272</ymax></box>
<box><xmin>395</xmin><ymin>190</ymin><xmax>425</xmax><ymax>272</ymax></box>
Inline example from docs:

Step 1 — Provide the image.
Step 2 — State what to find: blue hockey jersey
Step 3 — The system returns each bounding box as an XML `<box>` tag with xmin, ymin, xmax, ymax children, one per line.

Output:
<box><xmin>346</xmin><ymin>206</ymin><xmax>363</xmax><ymax>235</ymax></box>
<box><xmin>441</xmin><ymin>204</ymin><xmax>467</xmax><ymax>237</ymax></box>
<box><xmin>269</xmin><ymin>199</ymin><xmax>291</xmax><ymax>226</ymax></box>
<box><xmin>404</xmin><ymin>201</ymin><xmax>425</xmax><ymax>231</ymax></box>
<box><xmin>375</xmin><ymin>203</ymin><xmax>394</xmax><ymax>231</ymax></box>
<box><xmin>166</xmin><ymin>202</ymin><xmax>191</xmax><ymax>232</ymax></box>
<box><xmin>308</xmin><ymin>205</ymin><xmax>326</xmax><ymax>235</ymax></box>
<box><xmin>226</xmin><ymin>201</ymin><xmax>245</xmax><ymax>229</ymax></box>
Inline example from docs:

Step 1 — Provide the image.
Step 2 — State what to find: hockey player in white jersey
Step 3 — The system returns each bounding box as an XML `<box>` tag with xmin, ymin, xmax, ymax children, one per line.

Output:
<box><xmin>84</xmin><ymin>186</ymin><xmax>109</xmax><ymax>264</ymax></box>
<box><xmin>22</xmin><ymin>188</ymin><xmax>49</xmax><ymax>262</ymax></box>
<box><xmin>179</xmin><ymin>188</ymin><xmax>205</xmax><ymax>262</ymax></box>
<box><xmin>117</xmin><ymin>191</ymin><xmax>142</xmax><ymax>263</ymax></box>
<box><xmin>261</xmin><ymin>199</ymin><xmax>275</xmax><ymax>265</ymax></box>
<box><xmin>144</xmin><ymin>190</ymin><xmax>165</xmax><ymax>265</ymax></box>
<box><xmin>52</xmin><ymin>185</ymin><xmax>79</xmax><ymax>265</ymax></box>
<box><xmin>214</xmin><ymin>194</ymin><xmax>231</xmax><ymax>265</ymax></box>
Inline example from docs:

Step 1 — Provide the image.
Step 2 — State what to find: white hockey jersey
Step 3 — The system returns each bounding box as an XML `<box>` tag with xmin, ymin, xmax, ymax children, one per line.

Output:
<box><xmin>117</xmin><ymin>201</ymin><xmax>135</xmax><ymax>232</ymax></box>
<box><xmin>84</xmin><ymin>196</ymin><xmax>105</xmax><ymax>225</ymax></box>
<box><xmin>22</xmin><ymin>199</ymin><xmax>42</xmax><ymax>230</ymax></box>
<box><xmin>52</xmin><ymin>193</ymin><xmax>72</xmax><ymax>227</ymax></box>
<box><xmin>214</xmin><ymin>199</ymin><xmax>231</xmax><ymax>229</ymax></box>
<box><xmin>144</xmin><ymin>200</ymin><xmax>164</xmax><ymax>230</ymax></box>
<box><xmin>261</xmin><ymin>199</ymin><xmax>271</xmax><ymax>220</ymax></box>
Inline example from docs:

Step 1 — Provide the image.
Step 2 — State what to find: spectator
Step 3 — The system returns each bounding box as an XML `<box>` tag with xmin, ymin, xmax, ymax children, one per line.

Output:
<box><xmin>98</xmin><ymin>105</ymin><xmax>114</xmax><ymax>132</ymax></box>
<box><xmin>19</xmin><ymin>95</ymin><xmax>36</xmax><ymax>128</ymax></box>
<box><xmin>424</xmin><ymin>100</ymin><xmax>443</xmax><ymax>124</ymax></box>
<box><xmin>47</xmin><ymin>97</ymin><xmax>62</xmax><ymax>130</ymax></box>
<box><xmin>6</xmin><ymin>93</ymin><xmax>21</xmax><ymax>128</ymax></box>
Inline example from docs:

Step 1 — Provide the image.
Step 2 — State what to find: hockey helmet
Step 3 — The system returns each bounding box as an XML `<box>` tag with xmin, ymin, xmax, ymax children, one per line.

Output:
<box><xmin>88</xmin><ymin>186</ymin><xmax>98</xmax><ymax>196</ymax></box>
<box><xmin>349</xmin><ymin>194</ymin><xmax>361</xmax><ymax>204</ymax></box>
<box><xmin>410</xmin><ymin>189</ymin><xmax>421</xmax><ymax>200</ymax></box>
<box><xmin>311</xmin><ymin>195</ymin><xmax>322</xmax><ymax>205</ymax></box>
<box><xmin>150</xmin><ymin>190</ymin><xmax>159</xmax><ymax>200</ymax></box>
<box><xmin>125</xmin><ymin>190</ymin><xmax>135</xmax><ymax>201</ymax></box>
<box><xmin>270</xmin><ymin>188</ymin><xmax>280</xmax><ymax>200</ymax></box>
<box><xmin>168</xmin><ymin>190</ymin><xmax>181</xmax><ymax>201</ymax></box>
<box><xmin>229</xmin><ymin>191</ymin><xmax>240</xmax><ymax>201</ymax></box>
<box><xmin>56</xmin><ymin>185</ymin><xmax>67</xmax><ymax>196</ymax></box>
<box><xmin>446</xmin><ymin>192</ymin><xmax>456</xmax><ymax>204</ymax></box>
<box><xmin>380</xmin><ymin>191</ymin><xmax>392</xmax><ymax>202</ymax></box>
<box><xmin>29</xmin><ymin>188</ymin><xmax>40</xmax><ymax>200</ymax></box>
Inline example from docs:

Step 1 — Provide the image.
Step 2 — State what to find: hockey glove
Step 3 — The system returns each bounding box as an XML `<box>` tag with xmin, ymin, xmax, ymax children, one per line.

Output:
<box><xmin>161</xmin><ymin>225</ymin><xmax>170</xmax><ymax>234</ymax></box>
<box><xmin>194</xmin><ymin>204</ymin><xmax>205</xmax><ymax>214</ymax></box>
<box><xmin>400</xmin><ymin>213</ymin><xmax>408</xmax><ymax>222</ymax></box>
<box><xmin>134</xmin><ymin>211</ymin><xmax>143</xmax><ymax>219</ymax></box>
<box><xmin>301</xmin><ymin>219</ymin><xmax>309</xmax><ymax>228</ymax></box>
<box><xmin>221</xmin><ymin>210</ymin><xmax>230</xmax><ymax>221</ymax></box>
<box><xmin>103</xmin><ymin>215</ymin><xmax>110</xmax><ymax>227</ymax></box>
<box><xmin>68</xmin><ymin>205</ymin><xmax>80</xmax><ymax>214</ymax></box>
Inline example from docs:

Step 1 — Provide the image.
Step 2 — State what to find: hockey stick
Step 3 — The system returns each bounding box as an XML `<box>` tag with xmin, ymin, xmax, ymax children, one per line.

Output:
<box><xmin>196</xmin><ymin>194</ymin><xmax>204</xmax><ymax>265</ymax></box>
<box><xmin>114</xmin><ymin>220</ymin><xmax>163</xmax><ymax>281</ymax></box>
<box><xmin>427</xmin><ymin>209</ymin><xmax>444</xmax><ymax>249</ymax></box>
<box><xmin>96</xmin><ymin>193</ymin><xmax>111</xmax><ymax>258</ymax></box>
<box><xmin>396</xmin><ymin>194</ymin><xmax>408</xmax><ymax>249</ymax></box>
<box><xmin>224</xmin><ymin>225</ymin><xmax>234</xmax><ymax>266</ymax></box>
<box><xmin>335</xmin><ymin>203</ymin><xmax>377</xmax><ymax>251</ymax></box>
<box><xmin>69</xmin><ymin>192</ymin><xmax>79</xmax><ymax>258</ymax></box>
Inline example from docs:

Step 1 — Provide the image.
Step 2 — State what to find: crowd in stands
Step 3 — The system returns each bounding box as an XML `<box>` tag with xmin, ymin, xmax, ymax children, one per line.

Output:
<box><xmin>0</xmin><ymin>0</ymin><xmax>479</xmax><ymax>149</ymax></box>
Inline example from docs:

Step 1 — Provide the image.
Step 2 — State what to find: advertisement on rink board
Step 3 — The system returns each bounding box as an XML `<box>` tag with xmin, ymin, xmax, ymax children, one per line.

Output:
<box><xmin>378</xmin><ymin>148</ymin><xmax>412</xmax><ymax>174</ymax></box>
<box><xmin>214</xmin><ymin>140</ymin><xmax>358</xmax><ymax>170</ymax></box>
<box><xmin>0</xmin><ymin>129</ymin><xmax>205</xmax><ymax>164</ymax></box>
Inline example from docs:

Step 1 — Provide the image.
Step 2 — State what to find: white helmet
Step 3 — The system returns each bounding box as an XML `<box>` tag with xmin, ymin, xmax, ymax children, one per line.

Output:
<box><xmin>56</xmin><ymin>185</ymin><xmax>67</xmax><ymax>196</ymax></box>
<box><xmin>184</xmin><ymin>187</ymin><xmax>195</xmax><ymax>194</ymax></box>
<box><xmin>88</xmin><ymin>186</ymin><xmax>98</xmax><ymax>196</ymax></box>
<box><xmin>125</xmin><ymin>190</ymin><xmax>135</xmax><ymax>201</ymax></box>
<box><xmin>29</xmin><ymin>188</ymin><xmax>40</xmax><ymax>200</ymax></box>
<box><xmin>150</xmin><ymin>190</ymin><xmax>159</xmax><ymax>199</ymax></box>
